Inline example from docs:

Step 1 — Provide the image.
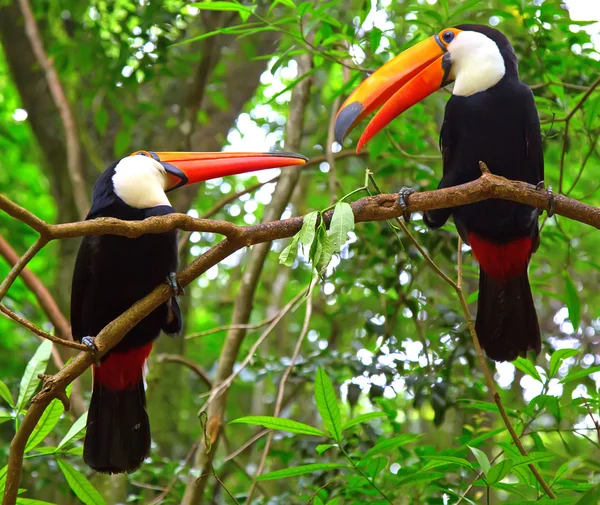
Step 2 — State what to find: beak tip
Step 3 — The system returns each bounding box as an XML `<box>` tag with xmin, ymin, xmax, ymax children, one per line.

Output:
<box><xmin>334</xmin><ymin>101</ymin><xmax>364</xmax><ymax>146</ymax></box>
<box><xmin>271</xmin><ymin>151</ymin><xmax>308</xmax><ymax>164</ymax></box>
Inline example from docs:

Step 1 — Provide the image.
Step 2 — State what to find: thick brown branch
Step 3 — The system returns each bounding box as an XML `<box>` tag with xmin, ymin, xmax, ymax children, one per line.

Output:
<box><xmin>2</xmin><ymin>170</ymin><xmax>599</xmax><ymax>504</ymax></box>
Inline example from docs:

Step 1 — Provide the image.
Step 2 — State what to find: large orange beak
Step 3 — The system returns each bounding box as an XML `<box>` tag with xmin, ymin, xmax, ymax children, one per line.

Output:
<box><xmin>130</xmin><ymin>151</ymin><xmax>308</xmax><ymax>191</ymax></box>
<box><xmin>334</xmin><ymin>28</ymin><xmax>461</xmax><ymax>153</ymax></box>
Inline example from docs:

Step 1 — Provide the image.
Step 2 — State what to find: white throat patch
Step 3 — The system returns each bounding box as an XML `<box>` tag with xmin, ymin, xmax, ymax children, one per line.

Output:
<box><xmin>112</xmin><ymin>156</ymin><xmax>171</xmax><ymax>209</ymax></box>
<box><xmin>448</xmin><ymin>31</ymin><xmax>506</xmax><ymax>97</ymax></box>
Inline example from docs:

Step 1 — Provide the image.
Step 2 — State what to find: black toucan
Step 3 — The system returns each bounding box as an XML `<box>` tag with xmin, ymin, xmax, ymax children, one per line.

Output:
<box><xmin>334</xmin><ymin>25</ymin><xmax>545</xmax><ymax>362</ymax></box>
<box><xmin>71</xmin><ymin>150</ymin><xmax>307</xmax><ymax>474</ymax></box>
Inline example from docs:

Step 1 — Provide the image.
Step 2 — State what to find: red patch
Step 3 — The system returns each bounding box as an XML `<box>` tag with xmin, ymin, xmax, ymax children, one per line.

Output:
<box><xmin>469</xmin><ymin>233</ymin><xmax>533</xmax><ymax>281</ymax></box>
<box><xmin>94</xmin><ymin>343</ymin><xmax>153</xmax><ymax>391</ymax></box>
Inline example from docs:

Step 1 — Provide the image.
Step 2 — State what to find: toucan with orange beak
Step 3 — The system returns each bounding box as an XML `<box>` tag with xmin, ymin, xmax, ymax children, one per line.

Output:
<box><xmin>71</xmin><ymin>150</ymin><xmax>306</xmax><ymax>473</ymax></box>
<box><xmin>335</xmin><ymin>25</ymin><xmax>548</xmax><ymax>362</ymax></box>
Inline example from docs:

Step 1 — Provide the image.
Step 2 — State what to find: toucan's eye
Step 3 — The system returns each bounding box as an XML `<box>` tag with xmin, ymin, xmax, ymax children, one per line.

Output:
<box><xmin>442</xmin><ymin>31</ymin><xmax>454</xmax><ymax>43</ymax></box>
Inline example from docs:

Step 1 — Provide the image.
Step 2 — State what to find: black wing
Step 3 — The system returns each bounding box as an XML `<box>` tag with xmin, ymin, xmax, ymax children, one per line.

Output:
<box><xmin>70</xmin><ymin>236</ymin><xmax>95</xmax><ymax>341</ymax></box>
<box><xmin>423</xmin><ymin>99</ymin><xmax>461</xmax><ymax>230</ymax></box>
<box><xmin>523</xmin><ymin>86</ymin><xmax>544</xmax><ymax>184</ymax></box>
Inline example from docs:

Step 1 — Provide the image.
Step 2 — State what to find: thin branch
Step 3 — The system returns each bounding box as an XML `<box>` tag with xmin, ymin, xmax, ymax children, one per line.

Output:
<box><xmin>2</xmin><ymin>167</ymin><xmax>600</xmax><ymax>503</ymax></box>
<box><xmin>245</xmin><ymin>277</ymin><xmax>318</xmax><ymax>503</ymax></box>
<box><xmin>0</xmin><ymin>305</ymin><xmax>87</xmax><ymax>352</ymax></box>
<box><xmin>17</xmin><ymin>0</ymin><xmax>88</xmax><ymax>218</ymax></box>
<box><xmin>0</xmin><ymin>237</ymin><xmax>48</xmax><ymax>301</ymax></box>
<box><xmin>199</xmin><ymin>287</ymin><xmax>308</xmax><ymax>411</ymax></box>
<box><xmin>386</xmin><ymin>131</ymin><xmax>442</xmax><ymax>161</ymax></box>
<box><xmin>223</xmin><ymin>429</ymin><xmax>270</xmax><ymax>463</ymax></box>
<box><xmin>0</xmin><ymin>235</ymin><xmax>71</xmax><ymax>340</ymax></box>
<box><xmin>185</xmin><ymin>314</ymin><xmax>279</xmax><ymax>340</ymax></box>
<box><xmin>157</xmin><ymin>353</ymin><xmax>213</xmax><ymax>389</ymax></box>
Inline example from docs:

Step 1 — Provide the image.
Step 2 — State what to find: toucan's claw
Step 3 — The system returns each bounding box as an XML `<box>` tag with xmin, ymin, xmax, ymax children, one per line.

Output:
<box><xmin>167</xmin><ymin>272</ymin><xmax>184</xmax><ymax>296</ymax></box>
<box><xmin>536</xmin><ymin>182</ymin><xmax>555</xmax><ymax>218</ymax></box>
<box><xmin>398</xmin><ymin>187</ymin><xmax>416</xmax><ymax>222</ymax></box>
<box><xmin>82</xmin><ymin>336</ymin><xmax>101</xmax><ymax>366</ymax></box>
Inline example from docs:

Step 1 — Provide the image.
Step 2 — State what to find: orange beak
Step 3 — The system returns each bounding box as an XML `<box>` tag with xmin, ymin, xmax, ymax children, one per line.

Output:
<box><xmin>334</xmin><ymin>28</ymin><xmax>461</xmax><ymax>153</ymax></box>
<box><xmin>130</xmin><ymin>151</ymin><xmax>308</xmax><ymax>191</ymax></box>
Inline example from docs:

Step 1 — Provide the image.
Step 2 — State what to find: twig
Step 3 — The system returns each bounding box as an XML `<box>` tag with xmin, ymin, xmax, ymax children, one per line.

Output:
<box><xmin>245</xmin><ymin>277</ymin><xmax>318</xmax><ymax>503</ymax></box>
<box><xmin>0</xmin><ymin>305</ymin><xmax>87</xmax><ymax>351</ymax></box>
<box><xmin>0</xmin><ymin>235</ymin><xmax>71</xmax><ymax>340</ymax></box>
<box><xmin>157</xmin><ymin>354</ymin><xmax>213</xmax><ymax>388</ymax></box>
<box><xmin>0</xmin><ymin>237</ymin><xmax>48</xmax><ymax>301</ymax></box>
<box><xmin>185</xmin><ymin>317</ymin><xmax>278</xmax><ymax>340</ymax></box>
<box><xmin>223</xmin><ymin>429</ymin><xmax>270</xmax><ymax>462</ymax></box>
<box><xmin>199</xmin><ymin>287</ymin><xmax>308</xmax><ymax>411</ymax></box>
<box><xmin>369</xmin><ymin>173</ymin><xmax>556</xmax><ymax>500</ymax></box>
<box><xmin>17</xmin><ymin>0</ymin><xmax>88</xmax><ymax>218</ymax></box>
<box><xmin>386</xmin><ymin>131</ymin><xmax>442</xmax><ymax>161</ymax></box>
<box><xmin>2</xmin><ymin>166</ymin><xmax>599</xmax><ymax>503</ymax></box>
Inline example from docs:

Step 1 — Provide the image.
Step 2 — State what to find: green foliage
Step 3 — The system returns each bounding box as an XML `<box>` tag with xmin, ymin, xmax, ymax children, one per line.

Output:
<box><xmin>1</xmin><ymin>0</ymin><xmax>599</xmax><ymax>503</ymax></box>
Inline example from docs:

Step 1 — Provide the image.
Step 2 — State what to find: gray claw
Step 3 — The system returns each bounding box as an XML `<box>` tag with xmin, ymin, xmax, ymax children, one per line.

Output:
<box><xmin>167</xmin><ymin>272</ymin><xmax>184</xmax><ymax>296</ymax></box>
<box><xmin>398</xmin><ymin>187</ymin><xmax>416</xmax><ymax>222</ymax></box>
<box><xmin>536</xmin><ymin>182</ymin><xmax>555</xmax><ymax>217</ymax></box>
<box><xmin>82</xmin><ymin>336</ymin><xmax>101</xmax><ymax>366</ymax></box>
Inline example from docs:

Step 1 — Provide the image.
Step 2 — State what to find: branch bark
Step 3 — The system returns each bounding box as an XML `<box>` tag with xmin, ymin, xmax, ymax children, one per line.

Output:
<box><xmin>1</xmin><ymin>169</ymin><xmax>599</xmax><ymax>504</ymax></box>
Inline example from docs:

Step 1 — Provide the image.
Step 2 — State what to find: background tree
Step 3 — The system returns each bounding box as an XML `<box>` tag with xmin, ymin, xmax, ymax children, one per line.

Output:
<box><xmin>0</xmin><ymin>0</ymin><xmax>599</xmax><ymax>504</ymax></box>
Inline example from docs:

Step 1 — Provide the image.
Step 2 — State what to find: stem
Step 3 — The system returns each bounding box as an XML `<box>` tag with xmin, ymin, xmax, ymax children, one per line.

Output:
<box><xmin>340</xmin><ymin>447</ymin><xmax>394</xmax><ymax>504</ymax></box>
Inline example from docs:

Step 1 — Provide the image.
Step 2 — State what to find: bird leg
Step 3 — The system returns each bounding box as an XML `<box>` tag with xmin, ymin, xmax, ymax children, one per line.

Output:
<box><xmin>397</xmin><ymin>187</ymin><xmax>416</xmax><ymax>222</ymax></box>
<box><xmin>166</xmin><ymin>272</ymin><xmax>184</xmax><ymax>296</ymax></box>
<box><xmin>82</xmin><ymin>336</ymin><xmax>101</xmax><ymax>366</ymax></box>
<box><xmin>535</xmin><ymin>182</ymin><xmax>556</xmax><ymax>217</ymax></box>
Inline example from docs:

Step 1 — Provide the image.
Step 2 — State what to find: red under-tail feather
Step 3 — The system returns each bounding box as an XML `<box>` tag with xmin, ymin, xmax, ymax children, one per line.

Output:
<box><xmin>468</xmin><ymin>233</ymin><xmax>540</xmax><ymax>362</ymax></box>
<box><xmin>84</xmin><ymin>344</ymin><xmax>153</xmax><ymax>474</ymax></box>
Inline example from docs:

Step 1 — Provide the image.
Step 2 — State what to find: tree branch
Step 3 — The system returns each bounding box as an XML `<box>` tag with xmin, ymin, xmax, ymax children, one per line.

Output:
<box><xmin>1</xmin><ymin>167</ymin><xmax>598</xmax><ymax>504</ymax></box>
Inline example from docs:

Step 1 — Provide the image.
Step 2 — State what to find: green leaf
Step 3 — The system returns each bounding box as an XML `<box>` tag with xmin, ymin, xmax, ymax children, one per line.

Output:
<box><xmin>16</xmin><ymin>498</ymin><xmax>58</xmax><ymax>505</ymax></box>
<box><xmin>114</xmin><ymin>126</ymin><xmax>132</xmax><ymax>156</ymax></box>
<box><xmin>513</xmin><ymin>357</ymin><xmax>543</xmax><ymax>383</ymax></box>
<box><xmin>57</xmin><ymin>459</ymin><xmax>107</xmax><ymax>505</ymax></box>
<box><xmin>564</xmin><ymin>274</ymin><xmax>581</xmax><ymax>331</ymax></box>
<box><xmin>487</xmin><ymin>459</ymin><xmax>513</xmax><ymax>485</ymax></box>
<box><xmin>314</xmin><ymin>367</ymin><xmax>342</xmax><ymax>443</ymax></box>
<box><xmin>316</xmin><ymin>233</ymin><xmax>335</xmax><ymax>275</ymax></box>
<box><xmin>549</xmin><ymin>348</ymin><xmax>578</xmax><ymax>377</ymax></box>
<box><xmin>469</xmin><ymin>446</ymin><xmax>491</xmax><ymax>475</ymax></box>
<box><xmin>422</xmin><ymin>456</ymin><xmax>473</xmax><ymax>470</ymax></box>
<box><xmin>0</xmin><ymin>379</ymin><xmax>14</xmax><ymax>408</ymax></box>
<box><xmin>0</xmin><ymin>413</ymin><xmax>12</xmax><ymax>425</ymax></box>
<box><xmin>328</xmin><ymin>202</ymin><xmax>354</xmax><ymax>252</ymax></box>
<box><xmin>93</xmin><ymin>107</ymin><xmax>108</xmax><ymax>136</ymax></box>
<box><xmin>369</xmin><ymin>28</ymin><xmax>382</xmax><ymax>52</ymax></box>
<box><xmin>57</xmin><ymin>412</ymin><xmax>88</xmax><ymax>450</ymax></box>
<box><xmin>25</xmin><ymin>392</ymin><xmax>68</xmax><ymax>452</ymax></box>
<box><xmin>362</xmin><ymin>433</ymin><xmax>423</xmax><ymax>459</ymax></box>
<box><xmin>341</xmin><ymin>412</ymin><xmax>386</xmax><ymax>431</ymax></box>
<box><xmin>511</xmin><ymin>452</ymin><xmax>556</xmax><ymax>467</ymax></box>
<box><xmin>16</xmin><ymin>340</ymin><xmax>52</xmax><ymax>412</ymax></box>
<box><xmin>298</xmin><ymin>211</ymin><xmax>319</xmax><ymax>255</ymax></box>
<box><xmin>560</xmin><ymin>365</ymin><xmax>600</xmax><ymax>384</ymax></box>
<box><xmin>191</xmin><ymin>1</ymin><xmax>255</xmax><ymax>21</ymax></box>
<box><xmin>395</xmin><ymin>471</ymin><xmax>445</xmax><ymax>487</ymax></box>
<box><xmin>315</xmin><ymin>444</ymin><xmax>336</xmax><ymax>455</ymax></box>
<box><xmin>230</xmin><ymin>416</ymin><xmax>326</xmax><ymax>437</ymax></box>
<box><xmin>256</xmin><ymin>463</ymin><xmax>349</xmax><ymax>481</ymax></box>
<box><xmin>279</xmin><ymin>235</ymin><xmax>299</xmax><ymax>267</ymax></box>
<box><xmin>574</xmin><ymin>483</ymin><xmax>600</xmax><ymax>505</ymax></box>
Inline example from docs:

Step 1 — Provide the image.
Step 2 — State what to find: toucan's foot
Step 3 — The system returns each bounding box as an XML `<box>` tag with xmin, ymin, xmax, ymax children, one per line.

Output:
<box><xmin>167</xmin><ymin>272</ymin><xmax>184</xmax><ymax>296</ymax></box>
<box><xmin>398</xmin><ymin>187</ymin><xmax>416</xmax><ymax>222</ymax></box>
<box><xmin>536</xmin><ymin>182</ymin><xmax>555</xmax><ymax>217</ymax></box>
<box><xmin>82</xmin><ymin>336</ymin><xmax>101</xmax><ymax>366</ymax></box>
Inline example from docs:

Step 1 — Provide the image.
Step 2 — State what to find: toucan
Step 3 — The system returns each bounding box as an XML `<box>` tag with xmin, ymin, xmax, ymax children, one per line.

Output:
<box><xmin>335</xmin><ymin>25</ymin><xmax>546</xmax><ymax>362</ymax></box>
<box><xmin>71</xmin><ymin>150</ymin><xmax>307</xmax><ymax>474</ymax></box>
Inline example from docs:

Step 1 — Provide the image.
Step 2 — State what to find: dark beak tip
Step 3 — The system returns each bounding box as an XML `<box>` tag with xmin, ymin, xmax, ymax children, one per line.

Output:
<box><xmin>334</xmin><ymin>102</ymin><xmax>364</xmax><ymax>145</ymax></box>
<box><xmin>270</xmin><ymin>152</ymin><xmax>309</xmax><ymax>163</ymax></box>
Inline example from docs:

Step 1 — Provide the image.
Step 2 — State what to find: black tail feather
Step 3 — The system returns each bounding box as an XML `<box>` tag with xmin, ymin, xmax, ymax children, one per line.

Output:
<box><xmin>475</xmin><ymin>268</ymin><xmax>541</xmax><ymax>362</ymax></box>
<box><xmin>84</xmin><ymin>378</ymin><xmax>150</xmax><ymax>474</ymax></box>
